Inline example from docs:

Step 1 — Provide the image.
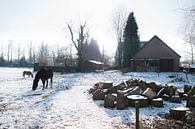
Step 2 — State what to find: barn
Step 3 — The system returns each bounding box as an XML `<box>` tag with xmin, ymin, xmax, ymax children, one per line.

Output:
<box><xmin>83</xmin><ymin>60</ymin><xmax>104</xmax><ymax>72</ymax></box>
<box><xmin>131</xmin><ymin>35</ymin><xmax>181</xmax><ymax>72</ymax></box>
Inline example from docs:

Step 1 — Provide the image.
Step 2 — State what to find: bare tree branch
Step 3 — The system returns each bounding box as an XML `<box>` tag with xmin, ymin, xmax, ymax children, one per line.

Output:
<box><xmin>181</xmin><ymin>5</ymin><xmax>195</xmax><ymax>64</ymax></box>
<box><xmin>110</xmin><ymin>7</ymin><xmax>128</xmax><ymax>43</ymax></box>
<box><xmin>67</xmin><ymin>24</ymin><xmax>78</xmax><ymax>50</ymax></box>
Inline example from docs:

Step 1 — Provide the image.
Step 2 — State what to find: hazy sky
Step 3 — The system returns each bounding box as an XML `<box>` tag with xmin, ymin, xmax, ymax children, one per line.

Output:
<box><xmin>0</xmin><ymin>0</ymin><xmax>194</xmax><ymax>59</ymax></box>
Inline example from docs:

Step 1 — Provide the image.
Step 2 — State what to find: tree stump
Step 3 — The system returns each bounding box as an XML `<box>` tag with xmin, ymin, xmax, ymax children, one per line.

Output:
<box><xmin>151</xmin><ymin>98</ymin><xmax>163</xmax><ymax>107</ymax></box>
<box><xmin>127</xmin><ymin>95</ymin><xmax>149</xmax><ymax>107</ymax></box>
<box><xmin>170</xmin><ymin>107</ymin><xmax>189</xmax><ymax>120</ymax></box>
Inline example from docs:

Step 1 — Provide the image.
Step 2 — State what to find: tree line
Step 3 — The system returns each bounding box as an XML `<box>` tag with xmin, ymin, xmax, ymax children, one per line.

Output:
<box><xmin>0</xmin><ymin>38</ymin><xmax>106</xmax><ymax>69</ymax></box>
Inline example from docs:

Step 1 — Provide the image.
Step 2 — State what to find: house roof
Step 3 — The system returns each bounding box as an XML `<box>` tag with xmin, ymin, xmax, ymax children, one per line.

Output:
<box><xmin>140</xmin><ymin>41</ymin><xmax>147</xmax><ymax>48</ymax></box>
<box><xmin>132</xmin><ymin>35</ymin><xmax>181</xmax><ymax>59</ymax></box>
<box><xmin>88</xmin><ymin>60</ymin><xmax>104</xmax><ymax>65</ymax></box>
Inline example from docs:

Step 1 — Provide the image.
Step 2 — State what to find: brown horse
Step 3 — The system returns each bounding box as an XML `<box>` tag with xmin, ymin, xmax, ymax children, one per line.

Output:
<box><xmin>32</xmin><ymin>68</ymin><xmax>53</xmax><ymax>91</ymax></box>
<box><xmin>23</xmin><ymin>71</ymin><xmax>33</xmax><ymax>78</ymax></box>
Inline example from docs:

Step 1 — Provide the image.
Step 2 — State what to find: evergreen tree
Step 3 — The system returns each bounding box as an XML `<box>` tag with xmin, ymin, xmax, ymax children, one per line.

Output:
<box><xmin>115</xmin><ymin>42</ymin><xmax>123</xmax><ymax>67</ymax></box>
<box><xmin>86</xmin><ymin>38</ymin><xmax>101</xmax><ymax>61</ymax></box>
<box><xmin>123</xmin><ymin>12</ymin><xmax>139</xmax><ymax>67</ymax></box>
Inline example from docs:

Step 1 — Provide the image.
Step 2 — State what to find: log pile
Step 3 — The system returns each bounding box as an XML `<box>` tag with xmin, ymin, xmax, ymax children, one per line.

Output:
<box><xmin>89</xmin><ymin>79</ymin><xmax>195</xmax><ymax>112</ymax></box>
<box><xmin>88</xmin><ymin>79</ymin><xmax>195</xmax><ymax>127</ymax></box>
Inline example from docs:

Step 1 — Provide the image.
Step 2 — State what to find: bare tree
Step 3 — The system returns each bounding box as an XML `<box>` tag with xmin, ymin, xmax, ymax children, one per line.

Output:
<box><xmin>182</xmin><ymin>6</ymin><xmax>195</xmax><ymax>64</ymax></box>
<box><xmin>17</xmin><ymin>44</ymin><xmax>22</xmax><ymax>64</ymax></box>
<box><xmin>50</xmin><ymin>46</ymin><xmax>57</xmax><ymax>66</ymax></box>
<box><xmin>28</xmin><ymin>41</ymin><xmax>33</xmax><ymax>64</ymax></box>
<box><xmin>37</xmin><ymin>43</ymin><xmax>49</xmax><ymax>65</ymax></box>
<box><xmin>7</xmin><ymin>40</ymin><xmax>13</xmax><ymax>63</ymax></box>
<box><xmin>111</xmin><ymin>7</ymin><xmax>127</xmax><ymax>43</ymax></box>
<box><xmin>10</xmin><ymin>43</ymin><xmax>13</xmax><ymax>63</ymax></box>
<box><xmin>110</xmin><ymin>7</ymin><xmax>128</xmax><ymax>66</ymax></box>
<box><xmin>55</xmin><ymin>47</ymin><xmax>72</xmax><ymax>67</ymax></box>
<box><xmin>1</xmin><ymin>42</ymin><xmax>4</xmax><ymax>58</ymax></box>
<box><xmin>67</xmin><ymin>21</ymin><xmax>89</xmax><ymax>71</ymax></box>
<box><xmin>0</xmin><ymin>42</ymin><xmax>5</xmax><ymax>66</ymax></box>
<box><xmin>33</xmin><ymin>47</ymin><xmax>36</xmax><ymax>64</ymax></box>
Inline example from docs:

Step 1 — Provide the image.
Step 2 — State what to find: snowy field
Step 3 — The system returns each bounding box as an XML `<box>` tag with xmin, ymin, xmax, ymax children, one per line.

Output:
<box><xmin>0</xmin><ymin>67</ymin><xmax>195</xmax><ymax>129</ymax></box>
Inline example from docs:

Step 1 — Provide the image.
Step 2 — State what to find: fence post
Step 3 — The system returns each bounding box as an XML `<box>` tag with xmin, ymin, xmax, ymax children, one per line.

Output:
<box><xmin>135</xmin><ymin>101</ymin><xmax>139</xmax><ymax>129</ymax></box>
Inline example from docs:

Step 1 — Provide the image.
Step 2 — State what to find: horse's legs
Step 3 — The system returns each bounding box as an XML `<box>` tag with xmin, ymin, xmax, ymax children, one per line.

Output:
<box><xmin>41</xmin><ymin>79</ymin><xmax>45</xmax><ymax>90</ymax></box>
<box><xmin>46</xmin><ymin>80</ymin><xmax>48</xmax><ymax>88</ymax></box>
<box><xmin>51</xmin><ymin>77</ymin><xmax>53</xmax><ymax>88</ymax></box>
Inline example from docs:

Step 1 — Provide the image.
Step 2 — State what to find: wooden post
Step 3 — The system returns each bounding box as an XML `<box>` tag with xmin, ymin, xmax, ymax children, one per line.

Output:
<box><xmin>135</xmin><ymin>101</ymin><xmax>139</xmax><ymax>129</ymax></box>
<box><xmin>183</xmin><ymin>70</ymin><xmax>189</xmax><ymax>82</ymax></box>
<box><xmin>186</xmin><ymin>71</ymin><xmax>188</xmax><ymax>82</ymax></box>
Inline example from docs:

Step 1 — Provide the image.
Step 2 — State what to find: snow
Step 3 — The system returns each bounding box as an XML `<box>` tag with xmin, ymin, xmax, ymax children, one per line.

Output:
<box><xmin>0</xmin><ymin>68</ymin><xmax>195</xmax><ymax>129</ymax></box>
<box><xmin>127</xmin><ymin>95</ymin><xmax>148</xmax><ymax>100</ymax></box>
<box><xmin>88</xmin><ymin>60</ymin><xmax>104</xmax><ymax>65</ymax></box>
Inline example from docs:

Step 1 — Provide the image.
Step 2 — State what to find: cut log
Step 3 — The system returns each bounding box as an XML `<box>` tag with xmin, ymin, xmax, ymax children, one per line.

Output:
<box><xmin>142</xmin><ymin>88</ymin><xmax>156</xmax><ymax>99</ymax></box>
<box><xmin>95</xmin><ymin>82</ymin><xmax>113</xmax><ymax>89</ymax></box>
<box><xmin>162</xmin><ymin>94</ymin><xmax>169</xmax><ymax>101</ymax></box>
<box><xmin>184</xmin><ymin>85</ymin><xmax>192</xmax><ymax>94</ymax></box>
<box><xmin>126</xmin><ymin>86</ymin><xmax>143</xmax><ymax>96</ymax></box>
<box><xmin>127</xmin><ymin>95</ymin><xmax>149</xmax><ymax>107</ymax></box>
<box><xmin>157</xmin><ymin>88</ymin><xmax>165</xmax><ymax>98</ymax></box>
<box><xmin>177</xmin><ymin>89</ymin><xmax>184</xmax><ymax>97</ymax></box>
<box><xmin>182</xmin><ymin>94</ymin><xmax>188</xmax><ymax>100</ymax></box>
<box><xmin>169</xmin><ymin>95</ymin><xmax>182</xmax><ymax>103</ymax></box>
<box><xmin>192</xmin><ymin>110</ymin><xmax>195</xmax><ymax>126</ymax></box>
<box><xmin>107</xmin><ymin>82</ymin><xmax>127</xmax><ymax>94</ymax></box>
<box><xmin>164</xmin><ymin>86</ymin><xmax>176</xmax><ymax>97</ymax></box>
<box><xmin>92</xmin><ymin>89</ymin><xmax>106</xmax><ymax>100</ymax></box>
<box><xmin>170</xmin><ymin>107</ymin><xmax>189</xmax><ymax>120</ymax></box>
<box><xmin>107</xmin><ymin>86</ymin><xmax>119</xmax><ymax>94</ymax></box>
<box><xmin>116</xmin><ymin>90</ymin><xmax>128</xmax><ymax>109</ymax></box>
<box><xmin>151</xmin><ymin>98</ymin><xmax>163</xmax><ymax>107</ymax></box>
<box><xmin>104</xmin><ymin>94</ymin><xmax>116</xmax><ymax>108</ymax></box>
<box><xmin>187</xmin><ymin>86</ymin><xmax>195</xmax><ymax>96</ymax></box>
<box><xmin>126</xmin><ymin>79</ymin><xmax>139</xmax><ymax>88</ymax></box>
<box><xmin>147</xmin><ymin>82</ymin><xmax>162</xmax><ymax>92</ymax></box>
<box><xmin>137</xmin><ymin>80</ymin><xmax>148</xmax><ymax>91</ymax></box>
<box><xmin>187</xmin><ymin>96</ymin><xmax>195</xmax><ymax>107</ymax></box>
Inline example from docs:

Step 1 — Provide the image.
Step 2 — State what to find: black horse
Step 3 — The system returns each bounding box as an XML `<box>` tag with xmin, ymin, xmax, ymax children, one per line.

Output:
<box><xmin>32</xmin><ymin>68</ymin><xmax>53</xmax><ymax>91</ymax></box>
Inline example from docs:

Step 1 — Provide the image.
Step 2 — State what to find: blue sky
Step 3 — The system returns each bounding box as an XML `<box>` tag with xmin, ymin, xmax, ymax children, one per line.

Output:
<box><xmin>0</xmin><ymin>0</ymin><xmax>194</xmax><ymax>60</ymax></box>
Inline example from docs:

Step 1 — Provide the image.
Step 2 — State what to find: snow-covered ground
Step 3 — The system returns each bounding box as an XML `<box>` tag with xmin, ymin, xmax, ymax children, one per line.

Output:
<box><xmin>0</xmin><ymin>68</ymin><xmax>195</xmax><ymax>129</ymax></box>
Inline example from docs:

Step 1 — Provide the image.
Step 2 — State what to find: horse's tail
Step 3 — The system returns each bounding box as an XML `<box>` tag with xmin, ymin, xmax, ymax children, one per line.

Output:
<box><xmin>23</xmin><ymin>71</ymin><xmax>25</xmax><ymax>77</ymax></box>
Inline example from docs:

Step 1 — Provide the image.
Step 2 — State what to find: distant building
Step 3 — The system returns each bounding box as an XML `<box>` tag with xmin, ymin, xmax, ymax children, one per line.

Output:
<box><xmin>131</xmin><ymin>35</ymin><xmax>181</xmax><ymax>72</ymax></box>
<box><xmin>83</xmin><ymin>60</ymin><xmax>104</xmax><ymax>72</ymax></box>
